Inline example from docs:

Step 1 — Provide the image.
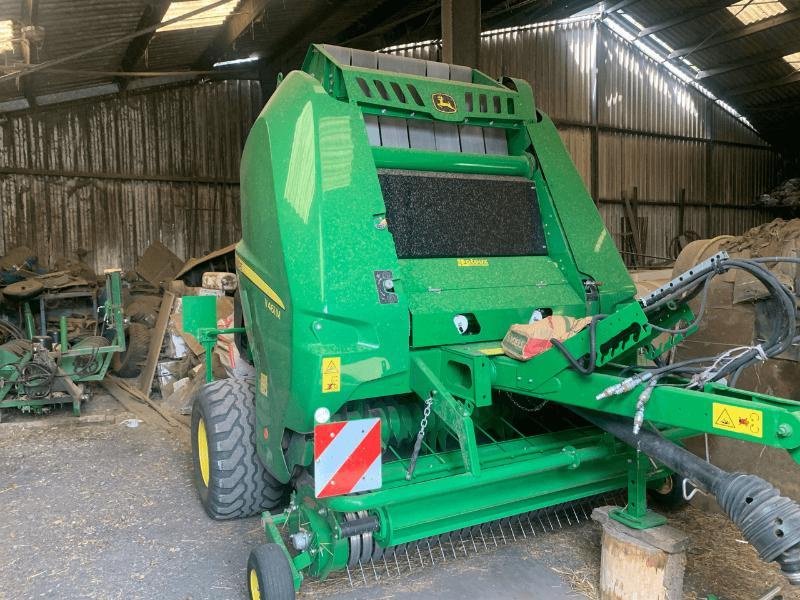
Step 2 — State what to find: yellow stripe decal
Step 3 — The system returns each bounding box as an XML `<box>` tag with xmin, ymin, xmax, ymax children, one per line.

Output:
<box><xmin>236</xmin><ymin>257</ymin><xmax>286</xmax><ymax>310</ymax></box>
<box><xmin>479</xmin><ymin>347</ymin><xmax>505</xmax><ymax>356</ymax></box>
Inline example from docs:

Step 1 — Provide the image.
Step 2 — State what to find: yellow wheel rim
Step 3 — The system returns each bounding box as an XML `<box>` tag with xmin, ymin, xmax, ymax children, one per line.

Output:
<box><xmin>197</xmin><ymin>417</ymin><xmax>210</xmax><ymax>487</ymax></box>
<box><xmin>249</xmin><ymin>568</ymin><xmax>261</xmax><ymax>600</ymax></box>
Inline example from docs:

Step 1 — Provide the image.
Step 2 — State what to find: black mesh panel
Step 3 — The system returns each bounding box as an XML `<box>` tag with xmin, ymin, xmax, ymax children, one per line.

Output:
<box><xmin>378</xmin><ymin>170</ymin><xmax>547</xmax><ymax>259</ymax></box>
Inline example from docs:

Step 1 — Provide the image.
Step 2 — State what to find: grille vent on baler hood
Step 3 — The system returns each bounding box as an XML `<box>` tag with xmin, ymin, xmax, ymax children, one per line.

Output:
<box><xmin>321</xmin><ymin>44</ymin><xmax>510</xmax><ymax>155</ymax></box>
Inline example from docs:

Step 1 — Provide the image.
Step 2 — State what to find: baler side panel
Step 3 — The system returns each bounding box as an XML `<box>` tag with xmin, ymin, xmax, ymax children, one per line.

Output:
<box><xmin>238</xmin><ymin>104</ymin><xmax>294</xmax><ymax>482</ymax></box>
<box><xmin>239</xmin><ymin>70</ymin><xmax>412</xmax><ymax>476</ymax></box>
<box><xmin>526</xmin><ymin>114</ymin><xmax>636</xmax><ymax>312</ymax></box>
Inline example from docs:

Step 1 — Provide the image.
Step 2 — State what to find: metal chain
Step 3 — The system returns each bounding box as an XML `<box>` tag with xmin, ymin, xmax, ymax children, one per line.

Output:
<box><xmin>505</xmin><ymin>390</ymin><xmax>548</xmax><ymax>413</ymax></box>
<box><xmin>405</xmin><ymin>396</ymin><xmax>433</xmax><ymax>480</ymax></box>
<box><xmin>419</xmin><ymin>398</ymin><xmax>432</xmax><ymax>435</ymax></box>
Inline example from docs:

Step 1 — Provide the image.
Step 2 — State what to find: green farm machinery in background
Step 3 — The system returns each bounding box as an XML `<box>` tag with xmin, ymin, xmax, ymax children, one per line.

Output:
<box><xmin>187</xmin><ymin>44</ymin><xmax>800</xmax><ymax>599</ymax></box>
<box><xmin>0</xmin><ymin>269</ymin><xmax>126</xmax><ymax>419</ymax></box>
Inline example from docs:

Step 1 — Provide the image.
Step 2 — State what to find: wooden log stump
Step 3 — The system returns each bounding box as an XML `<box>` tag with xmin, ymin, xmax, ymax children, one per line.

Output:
<box><xmin>592</xmin><ymin>506</ymin><xmax>690</xmax><ymax>600</ymax></box>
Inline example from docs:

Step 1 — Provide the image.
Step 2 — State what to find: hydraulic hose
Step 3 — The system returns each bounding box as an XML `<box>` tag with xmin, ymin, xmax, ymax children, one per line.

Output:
<box><xmin>574</xmin><ymin>408</ymin><xmax>800</xmax><ymax>585</ymax></box>
<box><xmin>634</xmin><ymin>256</ymin><xmax>798</xmax><ymax>384</ymax></box>
<box><xmin>549</xmin><ymin>314</ymin><xmax>606</xmax><ymax>375</ymax></box>
<box><xmin>558</xmin><ymin>256</ymin><xmax>795</xmax><ymax>382</ymax></box>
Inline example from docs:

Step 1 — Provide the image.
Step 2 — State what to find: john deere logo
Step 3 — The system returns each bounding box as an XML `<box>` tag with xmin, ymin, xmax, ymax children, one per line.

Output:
<box><xmin>432</xmin><ymin>92</ymin><xmax>457</xmax><ymax>113</ymax></box>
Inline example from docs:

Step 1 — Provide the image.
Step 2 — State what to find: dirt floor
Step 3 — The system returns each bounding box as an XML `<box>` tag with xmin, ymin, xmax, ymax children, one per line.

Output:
<box><xmin>0</xmin><ymin>392</ymin><xmax>798</xmax><ymax>600</ymax></box>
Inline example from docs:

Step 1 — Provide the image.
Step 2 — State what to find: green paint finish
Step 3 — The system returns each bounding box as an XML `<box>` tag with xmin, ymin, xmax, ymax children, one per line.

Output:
<box><xmin>233</xmin><ymin>44</ymin><xmax>800</xmax><ymax>586</ymax></box>
<box><xmin>490</xmin><ymin>301</ymin><xmax>651</xmax><ymax>391</ymax></box>
<box><xmin>525</xmin><ymin>113</ymin><xmax>636</xmax><ymax>312</ymax></box>
<box><xmin>304</xmin><ymin>44</ymin><xmax>532</xmax><ymax>126</ymax></box>
<box><xmin>263</xmin><ymin>512</ymin><xmax>305</xmax><ymax>590</ymax></box>
<box><xmin>503</xmin><ymin>368</ymin><xmax>800</xmax><ymax>454</ymax></box>
<box><xmin>642</xmin><ymin>304</ymin><xmax>697</xmax><ymax>361</ymax></box>
<box><xmin>610</xmin><ymin>452</ymin><xmax>667</xmax><ymax>530</ymax></box>
<box><xmin>401</xmin><ymin>257</ymin><xmax>586</xmax><ymax>348</ymax></box>
<box><xmin>410</xmin><ymin>353</ymin><xmax>481</xmax><ymax>475</ymax></box>
<box><xmin>238</xmin><ymin>44</ymin><xmax>635</xmax><ymax>484</ymax></box>
<box><xmin>238</xmin><ymin>69</ymin><xmax>411</xmax><ymax>482</ymax></box>
<box><xmin>182</xmin><ymin>296</ymin><xmax>218</xmax><ymax>336</ymax></box>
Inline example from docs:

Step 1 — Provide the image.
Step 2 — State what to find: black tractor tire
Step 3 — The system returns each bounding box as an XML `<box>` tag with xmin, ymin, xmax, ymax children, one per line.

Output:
<box><xmin>123</xmin><ymin>296</ymin><xmax>161</xmax><ymax>329</ymax></box>
<box><xmin>110</xmin><ymin>322</ymin><xmax>151</xmax><ymax>378</ymax></box>
<box><xmin>191</xmin><ymin>378</ymin><xmax>284</xmax><ymax>520</ymax></box>
<box><xmin>247</xmin><ymin>543</ymin><xmax>295</xmax><ymax>600</ymax></box>
<box><xmin>648</xmin><ymin>473</ymin><xmax>689</xmax><ymax>511</ymax></box>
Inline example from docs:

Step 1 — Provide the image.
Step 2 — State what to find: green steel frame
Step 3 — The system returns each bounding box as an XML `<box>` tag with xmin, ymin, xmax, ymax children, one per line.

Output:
<box><xmin>0</xmin><ymin>270</ymin><xmax>126</xmax><ymax>416</ymax></box>
<box><xmin>181</xmin><ymin>294</ymin><xmax>245</xmax><ymax>383</ymax></box>
<box><xmin>221</xmin><ymin>44</ymin><xmax>800</xmax><ymax>589</ymax></box>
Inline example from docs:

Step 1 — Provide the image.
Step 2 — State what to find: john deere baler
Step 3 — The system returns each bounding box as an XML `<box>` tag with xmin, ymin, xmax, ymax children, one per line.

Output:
<box><xmin>189</xmin><ymin>44</ymin><xmax>800</xmax><ymax>599</ymax></box>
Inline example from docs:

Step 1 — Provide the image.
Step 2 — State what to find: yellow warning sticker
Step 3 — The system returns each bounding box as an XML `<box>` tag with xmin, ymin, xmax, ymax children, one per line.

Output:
<box><xmin>322</xmin><ymin>357</ymin><xmax>341</xmax><ymax>394</ymax></box>
<box><xmin>259</xmin><ymin>372</ymin><xmax>269</xmax><ymax>396</ymax></box>
<box><xmin>712</xmin><ymin>402</ymin><xmax>763</xmax><ymax>438</ymax></box>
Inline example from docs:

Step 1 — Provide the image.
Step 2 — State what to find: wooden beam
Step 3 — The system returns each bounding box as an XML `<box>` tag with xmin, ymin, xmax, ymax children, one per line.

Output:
<box><xmin>0</xmin><ymin>0</ymin><xmax>234</xmax><ymax>84</ymax></box>
<box><xmin>17</xmin><ymin>74</ymin><xmax>37</xmax><ymax>109</ymax></box>
<box><xmin>20</xmin><ymin>0</ymin><xmax>38</xmax><ymax>23</ymax></box>
<box><xmin>19</xmin><ymin>0</ymin><xmax>39</xmax><ymax>108</ymax></box>
<box><xmin>120</xmin><ymin>1</ymin><xmax>171</xmax><ymax>72</ymax></box>
<box><xmin>138</xmin><ymin>292</ymin><xmax>175</xmax><ymax>397</ymax></box>
<box><xmin>442</xmin><ymin>0</ymin><xmax>481</xmax><ymax>66</ymax></box>
<box><xmin>0</xmin><ymin>165</ymin><xmax>238</xmax><ymax>185</ymax></box>
<box><xmin>725</xmin><ymin>70</ymin><xmax>800</xmax><ymax>97</ymax></box>
<box><xmin>636</xmin><ymin>1</ymin><xmax>732</xmax><ymax>39</ymax></box>
<box><xmin>341</xmin><ymin>3</ymin><xmax>438</xmax><ymax>47</ymax></box>
<box><xmin>194</xmin><ymin>0</ymin><xmax>268</xmax><ymax>69</ymax></box>
<box><xmin>695</xmin><ymin>41</ymin><xmax>800</xmax><ymax>79</ymax></box>
<box><xmin>0</xmin><ymin>66</ymin><xmax>256</xmax><ymax>78</ymax></box>
<box><xmin>667</xmin><ymin>10</ymin><xmax>800</xmax><ymax>60</ymax></box>
<box><xmin>103</xmin><ymin>377</ymin><xmax>186</xmax><ymax>431</ymax></box>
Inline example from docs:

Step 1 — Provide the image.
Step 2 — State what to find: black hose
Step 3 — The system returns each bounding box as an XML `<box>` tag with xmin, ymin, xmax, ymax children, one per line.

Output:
<box><xmin>648</xmin><ymin>274</ymin><xmax>713</xmax><ymax>335</ymax></box>
<box><xmin>639</xmin><ymin>257</ymin><xmax>798</xmax><ymax>383</ymax></box>
<box><xmin>0</xmin><ymin>318</ymin><xmax>24</xmax><ymax>343</ymax></box>
<box><xmin>574</xmin><ymin>408</ymin><xmax>723</xmax><ymax>490</ymax></box>
<box><xmin>727</xmin><ymin>259</ymin><xmax>795</xmax><ymax>353</ymax></box>
<box><xmin>574</xmin><ymin>408</ymin><xmax>800</xmax><ymax>585</ymax></box>
<box><xmin>550</xmin><ymin>314</ymin><xmax>605</xmax><ymax>375</ymax></box>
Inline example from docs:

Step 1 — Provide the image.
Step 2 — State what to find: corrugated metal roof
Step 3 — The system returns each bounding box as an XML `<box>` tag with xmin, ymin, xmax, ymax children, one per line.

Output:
<box><xmin>138</xmin><ymin>27</ymin><xmax>220</xmax><ymax>71</ymax></box>
<box><xmin>0</xmin><ymin>1</ymin><xmax>607</xmax><ymax>109</ymax></box>
<box><xmin>25</xmin><ymin>0</ymin><xmax>145</xmax><ymax>95</ymax></box>
<box><xmin>0</xmin><ymin>18</ymin><xmax>779</xmax><ymax>273</ymax></box>
<box><xmin>0</xmin><ymin>1</ymin><xmax>796</xmax><ymax>152</ymax></box>
<box><xmin>614</xmin><ymin>0</ymin><xmax>800</xmax><ymax>153</ymax></box>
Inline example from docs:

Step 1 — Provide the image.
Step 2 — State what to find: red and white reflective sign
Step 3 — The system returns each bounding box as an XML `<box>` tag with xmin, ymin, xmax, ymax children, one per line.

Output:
<box><xmin>313</xmin><ymin>417</ymin><xmax>382</xmax><ymax>499</ymax></box>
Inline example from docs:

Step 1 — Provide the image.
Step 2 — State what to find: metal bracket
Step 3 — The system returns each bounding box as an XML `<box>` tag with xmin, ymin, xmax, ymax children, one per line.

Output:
<box><xmin>263</xmin><ymin>511</ymin><xmax>308</xmax><ymax>591</ymax></box>
<box><xmin>373</xmin><ymin>270</ymin><xmax>398</xmax><ymax>304</ymax></box>
<box><xmin>410</xmin><ymin>354</ymin><xmax>481</xmax><ymax>476</ymax></box>
<box><xmin>638</xmin><ymin>251</ymin><xmax>729</xmax><ymax>308</ymax></box>
<box><xmin>609</xmin><ymin>452</ymin><xmax>667</xmax><ymax>530</ymax></box>
<box><xmin>196</xmin><ymin>326</ymin><xmax>246</xmax><ymax>382</ymax></box>
<box><xmin>643</xmin><ymin>303</ymin><xmax>697</xmax><ymax>361</ymax></box>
